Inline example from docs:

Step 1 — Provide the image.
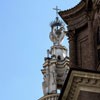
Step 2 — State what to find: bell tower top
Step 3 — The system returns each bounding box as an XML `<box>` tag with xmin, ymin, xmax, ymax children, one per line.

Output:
<box><xmin>39</xmin><ymin>6</ymin><xmax>69</xmax><ymax>100</ymax></box>
<box><xmin>49</xmin><ymin>6</ymin><xmax>66</xmax><ymax>46</ymax></box>
<box><xmin>49</xmin><ymin>6</ymin><xmax>67</xmax><ymax>60</ymax></box>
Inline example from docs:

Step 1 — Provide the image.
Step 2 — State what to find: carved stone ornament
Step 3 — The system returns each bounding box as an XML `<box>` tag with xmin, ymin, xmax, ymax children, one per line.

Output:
<box><xmin>58</xmin><ymin>69</ymin><xmax>100</xmax><ymax>100</ymax></box>
<box><xmin>49</xmin><ymin>25</ymin><xmax>66</xmax><ymax>45</ymax></box>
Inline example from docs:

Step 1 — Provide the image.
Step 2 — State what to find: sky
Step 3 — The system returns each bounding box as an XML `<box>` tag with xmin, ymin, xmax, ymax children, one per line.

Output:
<box><xmin>0</xmin><ymin>0</ymin><xmax>80</xmax><ymax>100</ymax></box>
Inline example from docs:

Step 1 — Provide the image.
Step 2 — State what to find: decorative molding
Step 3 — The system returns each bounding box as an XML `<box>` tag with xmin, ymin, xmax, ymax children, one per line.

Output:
<box><xmin>60</xmin><ymin>70</ymin><xmax>100</xmax><ymax>100</ymax></box>
<box><xmin>39</xmin><ymin>94</ymin><xmax>59</xmax><ymax>100</ymax></box>
<box><xmin>59</xmin><ymin>1</ymin><xmax>85</xmax><ymax>18</ymax></box>
<box><xmin>59</xmin><ymin>1</ymin><xmax>87</xmax><ymax>31</ymax></box>
<box><xmin>77</xmin><ymin>35</ymin><xmax>88</xmax><ymax>68</ymax></box>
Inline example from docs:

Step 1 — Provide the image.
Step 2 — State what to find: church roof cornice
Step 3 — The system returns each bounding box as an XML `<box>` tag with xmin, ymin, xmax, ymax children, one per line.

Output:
<box><xmin>59</xmin><ymin>1</ymin><xmax>85</xmax><ymax>19</ymax></box>
<box><xmin>59</xmin><ymin>0</ymin><xmax>89</xmax><ymax>30</ymax></box>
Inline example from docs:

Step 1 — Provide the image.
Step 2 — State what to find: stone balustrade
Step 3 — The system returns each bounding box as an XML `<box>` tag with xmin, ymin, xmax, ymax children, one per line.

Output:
<box><xmin>39</xmin><ymin>94</ymin><xmax>59</xmax><ymax>100</ymax></box>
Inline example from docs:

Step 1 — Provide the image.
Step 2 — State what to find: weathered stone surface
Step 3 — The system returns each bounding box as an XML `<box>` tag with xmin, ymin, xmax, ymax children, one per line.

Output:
<box><xmin>58</xmin><ymin>69</ymin><xmax>100</xmax><ymax>100</ymax></box>
<box><xmin>39</xmin><ymin>94</ymin><xmax>59</xmax><ymax>100</ymax></box>
<box><xmin>58</xmin><ymin>0</ymin><xmax>100</xmax><ymax>100</ymax></box>
<box><xmin>59</xmin><ymin>0</ymin><xmax>100</xmax><ymax>71</ymax></box>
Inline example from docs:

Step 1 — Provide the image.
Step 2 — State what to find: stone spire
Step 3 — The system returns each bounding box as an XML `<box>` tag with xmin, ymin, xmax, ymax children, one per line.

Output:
<box><xmin>39</xmin><ymin>6</ymin><xmax>69</xmax><ymax>100</ymax></box>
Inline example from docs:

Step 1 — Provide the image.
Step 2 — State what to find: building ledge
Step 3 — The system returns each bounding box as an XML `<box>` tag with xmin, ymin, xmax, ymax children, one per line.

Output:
<box><xmin>58</xmin><ymin>68</ymin><xmax>100</xmax><ymax>100</ymax></box>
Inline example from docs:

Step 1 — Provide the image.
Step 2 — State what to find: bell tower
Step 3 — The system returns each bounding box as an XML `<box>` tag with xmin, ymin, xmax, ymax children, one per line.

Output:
<box><xmin>39</xmin><ymin>6</ymin><xmax>69</xmax><ymax>100</ymax></box>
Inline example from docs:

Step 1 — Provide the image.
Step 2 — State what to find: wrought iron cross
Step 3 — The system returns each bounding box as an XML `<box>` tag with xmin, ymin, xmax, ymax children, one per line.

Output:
<box><xmin>53</xmin><ymin>6</ymin><xmax>61</xmax><ymax>17</ymax></box>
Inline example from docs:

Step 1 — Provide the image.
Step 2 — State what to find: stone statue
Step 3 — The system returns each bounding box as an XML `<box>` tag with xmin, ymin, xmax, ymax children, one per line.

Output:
<box><xmin>42</xmin><ymin>73</ymin><xmax>48</xmax><ymax>95</ymax></box>
<box><xmin>49</xmin><ymin>25</ymin><xmax>66</xmax><ymax>45</ymax></box>
<box><xmin>42</xmin><ymin>67</ymin><xmax>49</xmax><ymax>95</ymax></box>
<box><xmin>49</xmin><ymin>64</ymin><xmax>57</xmax><ymax>94</ymax></box>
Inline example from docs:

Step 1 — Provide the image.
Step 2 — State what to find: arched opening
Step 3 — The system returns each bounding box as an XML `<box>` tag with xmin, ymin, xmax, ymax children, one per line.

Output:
<box><xmin>57</xmin><ymin>55</ymin><xmax>61</xmax><ymax>60</ymax></box>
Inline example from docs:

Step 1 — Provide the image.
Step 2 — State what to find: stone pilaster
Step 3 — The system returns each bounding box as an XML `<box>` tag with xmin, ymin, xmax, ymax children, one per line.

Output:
<box><xmin>87</xmin><ymin>15</ymin><xmax>96</xmax><ymax>70</ymax></box>
<box><xmin>67</xmin><ymin>30</ymin><xmax>77</xmax><ymax>68</ymax></box>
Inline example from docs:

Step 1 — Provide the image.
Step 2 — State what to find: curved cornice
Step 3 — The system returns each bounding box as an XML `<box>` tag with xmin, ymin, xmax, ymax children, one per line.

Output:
<box><xmin>59</xmin><ymin>0</ymin><xmax>88</xmax><ymax>30</ymax></box>
<box><xmin>59</xmin><ymin>1</ymin><xmax>85</xmax><ymax>19</ymax></box>
<box><xmin>57</xmin><ymin>57</ymin><xmax>69</xmax><ymax>66</ymax></box>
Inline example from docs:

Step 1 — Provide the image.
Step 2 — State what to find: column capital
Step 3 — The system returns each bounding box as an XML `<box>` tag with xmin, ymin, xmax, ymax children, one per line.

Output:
<box><xmin>67</xmin><ymin>30</ymin><xmax>75</xmax><ymax>42</ymax></box>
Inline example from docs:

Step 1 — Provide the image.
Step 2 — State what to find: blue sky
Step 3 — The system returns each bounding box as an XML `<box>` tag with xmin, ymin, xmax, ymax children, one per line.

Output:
<box><xmin>0</xmin><ymin>0</ymin><xmax>80</xmax><ymax>100</ymax></box>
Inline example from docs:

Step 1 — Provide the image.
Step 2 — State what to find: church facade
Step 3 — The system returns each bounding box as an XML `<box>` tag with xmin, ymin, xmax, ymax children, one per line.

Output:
<box><xmin>59</xmin><ymin>0</ymin><xmax>100</xmax><ymax>70</ymax></box>
<box><xmin>58</xmin><ymin>0</ymin><xmax>100</xmax><ymax>100</ymax></box>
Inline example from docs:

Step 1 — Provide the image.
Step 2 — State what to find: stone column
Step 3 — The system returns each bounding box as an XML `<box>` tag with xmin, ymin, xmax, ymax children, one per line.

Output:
<box><xmin>88</xmin><ymin>16</ymin><xmax>96</xmax><ymax>70</ymax></box>
<box><xmin>68</xmin><ymin>30</ymin><xmax>77</xmax><ymax>68</ymax></box>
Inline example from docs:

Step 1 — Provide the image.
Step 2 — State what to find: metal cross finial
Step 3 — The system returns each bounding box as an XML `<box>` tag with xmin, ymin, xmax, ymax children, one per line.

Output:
<box><xmin>53</xmin><ymin>6</ymin><xmax>61</xmax><ymax>17</ymax></box>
